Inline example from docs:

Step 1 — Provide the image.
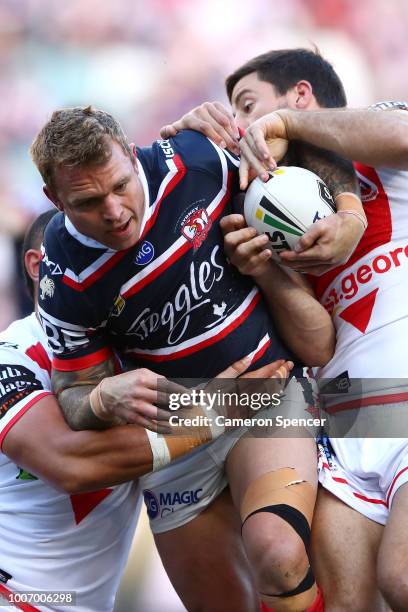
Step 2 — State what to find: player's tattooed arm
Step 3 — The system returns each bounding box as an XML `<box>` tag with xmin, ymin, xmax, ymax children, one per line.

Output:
<box><xmin>292</xmin><ymin>141</ymin><xmax>359</xmax><ymax>199</ymax></box>
<box><xmin>52</xmin><ymin>359</ymin><xmax>179</xmax><ymax>433</ymax></box>
<box><xmin>51</xmin><ymin>358</ymin><xmax>116</xmax><ymax>431</ymax></box>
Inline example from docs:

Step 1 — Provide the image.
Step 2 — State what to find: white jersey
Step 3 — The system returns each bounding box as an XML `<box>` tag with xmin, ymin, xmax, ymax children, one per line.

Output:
<box><xmin>0</xmin><ymin>313</ymin><xmax>141</xmax><ymax>612</ymax></box>
<box><xmin>312</xmin><ymin>162</ymin><xmax>408</xmax><ymax>409</ymax></box>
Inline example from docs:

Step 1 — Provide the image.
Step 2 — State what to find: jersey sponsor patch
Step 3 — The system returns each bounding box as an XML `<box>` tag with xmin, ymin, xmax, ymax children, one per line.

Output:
<box><xmin>143</xmin><ymin>487</ymin><xmax>203</xmax><ymax>519</ymax></box>
<box><xmin>134</xmin><ymin>241</ymin><xmax>155</xmax><ymax>266</ymax></box>
<box><xmin>0</xmin><ymin>364</ymin><xmax>42</xmax><ymax>419</ymax></box>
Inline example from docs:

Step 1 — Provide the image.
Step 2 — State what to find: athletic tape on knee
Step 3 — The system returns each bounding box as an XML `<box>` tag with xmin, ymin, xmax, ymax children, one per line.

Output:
<box><xmin>241</xmin><ymin>468</ymin><xmax>316</xmax><ymax>611</ymax></box>
<box><xmin>145</xmin><ymin>404</ymin><xmax>225</xmax><ymax>471</ymax></box>
<box><xmin>240</xmin><ymin>467</ymin><xmax>315</xmax><ymax>527</ymax></box>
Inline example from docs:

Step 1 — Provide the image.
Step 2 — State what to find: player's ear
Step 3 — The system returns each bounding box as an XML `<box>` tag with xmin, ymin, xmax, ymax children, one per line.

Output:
<box><xmin>43</xmin><ymin>186</ymin><xmax>63</xmax><ymax>212</ymax></box>
<box><xmin>130</xmin><ymin>143</ymin><xmax>138</xmax><ymax>172</ymax></box>
<box><xmin>290</xmin><ymin>81</ymin><xmax>315</xmax><ymax>110</ymax></box>
<box><xmin>24</xmin><ymin>248</ymin><xmax>42</xmax><ymax>284</ymax></box>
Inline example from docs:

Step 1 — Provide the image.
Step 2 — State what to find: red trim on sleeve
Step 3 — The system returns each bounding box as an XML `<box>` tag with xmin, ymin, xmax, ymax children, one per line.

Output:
<box><xmin>0</xmin><ymin>391</ymin><xmax>52</xmax><ymax>450</ymax></box>
<box><xmin>52</xmin><ymin>347</ymin><xmax>113</xmax><ymax>372</ymax></box>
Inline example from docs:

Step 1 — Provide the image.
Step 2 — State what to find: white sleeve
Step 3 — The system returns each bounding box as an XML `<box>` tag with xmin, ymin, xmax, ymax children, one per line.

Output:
<box><xmin>0</xmin><ymin>346</ymin><xmax>52</xmax><ymax>448</ymax></box>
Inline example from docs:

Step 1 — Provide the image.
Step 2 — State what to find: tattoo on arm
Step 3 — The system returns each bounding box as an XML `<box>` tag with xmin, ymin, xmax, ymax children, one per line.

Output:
<box><xmin>292</xmin><ymin>141</ymin><xmax>359</xmax><ymax>199</ymax></box>
<box><xmin>51</xmin><ymin>358</ymin><xmax>116</xmax><ymax>431</ymax></box>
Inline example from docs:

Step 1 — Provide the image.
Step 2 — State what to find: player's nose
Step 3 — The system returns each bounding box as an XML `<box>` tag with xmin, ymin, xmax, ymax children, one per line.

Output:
<box><xmin>101</xmin><ymin>195</ymin><xmax>123</xmax><ymax>222</ymax></box>
<box><xmin>235</xmin><ymin>114</ymin><xmax>250</xmax><ymax>131</ymax></box>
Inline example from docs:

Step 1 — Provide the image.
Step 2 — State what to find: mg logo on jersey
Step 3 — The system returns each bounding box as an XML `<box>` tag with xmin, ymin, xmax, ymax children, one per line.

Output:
<box><xmin>143</xmin><ymin>488</ymin><xmax>203</xmax><ymax>520</ymax></box>
<box><xmin>134</xmin><ymin>241</ymin><xmax>155</xmax><ymax>266</ymax></box>
<box><xmin>181</xmin><ymin>208</ymin><xmax>212</xmax><ymax>250</ymax></box>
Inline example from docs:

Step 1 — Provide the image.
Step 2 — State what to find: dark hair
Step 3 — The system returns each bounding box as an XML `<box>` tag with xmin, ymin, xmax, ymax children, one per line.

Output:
<box><xmin>21</xmin><ymin>208</ymin><xmax>58</xmax><ymax>300</ymax></box>
<box><xmin>30</xmin><ymin>105</ymin><xmax>132</xmax><ymax>191</ymax></box>
<box><xmin>225</xmin><ymin>48</ymin><xmax>347</xmax><ymax>108</ymax></box>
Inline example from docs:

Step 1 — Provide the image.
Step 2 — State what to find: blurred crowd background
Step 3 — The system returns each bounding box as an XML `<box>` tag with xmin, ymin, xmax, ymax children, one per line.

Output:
<box><xmin>1</xmin><ymin>0</ymin><xmax>407</xmax><ymax>609</ymax></box>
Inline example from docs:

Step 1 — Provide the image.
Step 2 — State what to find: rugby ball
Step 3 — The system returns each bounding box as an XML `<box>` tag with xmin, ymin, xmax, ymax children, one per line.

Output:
<box><xmin>244</xmin><ymin>166</ymin><xmax>335</xmax><ymax>253</ymax></box>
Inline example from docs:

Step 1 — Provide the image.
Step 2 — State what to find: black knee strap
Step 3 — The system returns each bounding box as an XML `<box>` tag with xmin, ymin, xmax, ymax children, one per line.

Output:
<box><xmin>243</xmin><ymin>503</ymin><xmax>315</xmax><ymax>597</ymax></box>
<box><xmin>263</xmin><ymin>566</ymin><xmax>315</xmax><ymax>598</ymax></box>
<box><xmin>242</xmin><ymin>503</ymin><xmax>311</xmax><ymax>557</ymax></box>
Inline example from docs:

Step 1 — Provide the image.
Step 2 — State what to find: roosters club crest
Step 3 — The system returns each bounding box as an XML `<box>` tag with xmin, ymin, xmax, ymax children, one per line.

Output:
<box><xmin>181</xmin><ymin>208</ymin><xmax>212</xmax><ymax>250</ymax></box>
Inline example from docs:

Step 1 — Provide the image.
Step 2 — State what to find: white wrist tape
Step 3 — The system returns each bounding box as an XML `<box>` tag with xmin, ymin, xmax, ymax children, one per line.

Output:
<box><xmin>145</xmin><ymin>405</ymin><xmax>226</xmax><ymax>472</ymax></box>
<box><xmin>145</xmin><ymin>429</ymin><xmax>172</xmax><ymax>471</ymax></box>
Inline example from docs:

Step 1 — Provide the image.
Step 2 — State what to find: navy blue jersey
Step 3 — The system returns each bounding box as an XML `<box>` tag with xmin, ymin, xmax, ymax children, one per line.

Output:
<box><xmin>38</xmin><ymin>131</ymin><xmax>299</xmax><ymax>378</ymax></box>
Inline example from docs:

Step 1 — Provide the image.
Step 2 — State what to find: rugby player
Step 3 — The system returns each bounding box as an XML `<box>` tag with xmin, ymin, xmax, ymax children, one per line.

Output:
<box><xmin>164</xmin><ymin>48</ymin><xmax>408</xmax><ymax>611</ymax></box>
<box><xmin>1</xmin><ymin>210</ymin><xmax>289</xmax><ymax>611</ymax></box>
<box><xmin>29</xmin><ymin>106</ymin><xmax>359</xmax><ymax>611</ymax></box>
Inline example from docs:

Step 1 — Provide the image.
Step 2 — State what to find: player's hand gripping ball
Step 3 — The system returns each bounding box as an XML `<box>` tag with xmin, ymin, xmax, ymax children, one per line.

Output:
<box><xmin>244</xmin><ymin>166</ymin><xmax>335</xmax><ymax>254</ymax></box>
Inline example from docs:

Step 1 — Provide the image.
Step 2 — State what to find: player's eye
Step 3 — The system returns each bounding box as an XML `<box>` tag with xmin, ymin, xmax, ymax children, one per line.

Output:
<box><xmin>115</xmin><ymin>180</ymin><xmax>128</xmax><ymax>193</ymax></box>
<box><xmin>76</xmin><ymin>199</ymin><xmax>97</xmax><ymax>210</ymax></box>
<box><xmin>243</xmin><ymin>100</ymin><xmax>254</xmax><ymax>113</ymax></box>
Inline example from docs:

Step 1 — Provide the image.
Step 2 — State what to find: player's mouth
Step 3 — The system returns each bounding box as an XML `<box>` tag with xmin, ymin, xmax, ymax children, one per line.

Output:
<box><xmin>109</xmin><ymin>218</ymin><xmax>133</xmax><ymax>238</ymax></box>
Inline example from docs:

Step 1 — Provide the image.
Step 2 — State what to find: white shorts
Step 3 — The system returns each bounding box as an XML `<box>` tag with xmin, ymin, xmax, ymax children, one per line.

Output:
<box><xmin>141</xmin><ymin>375</ymin><xmax>316</xmax><ymax>534</ymax></box>
<box><xmin>318</xmin><ymin>421</ymin><xmax>408</xmax><ymax>525</ymax></box>
<box><xmin>140</xmin><ymin>431</ymin><xmax>239</xmax><ymax>534</ymax></box>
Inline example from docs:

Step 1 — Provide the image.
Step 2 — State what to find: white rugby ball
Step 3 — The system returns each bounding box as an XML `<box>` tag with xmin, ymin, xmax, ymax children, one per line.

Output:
<box><xmin>244</xmin><ymin>166</ymin><xmax>335</xmax><ymax>253</ymax></box>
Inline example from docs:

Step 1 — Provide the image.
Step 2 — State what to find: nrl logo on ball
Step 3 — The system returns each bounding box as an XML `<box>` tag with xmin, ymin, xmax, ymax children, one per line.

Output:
<box><xmin>40</xmin><ymin>275</ymin><xmax>55</xmax><ymax>300</ymax></box>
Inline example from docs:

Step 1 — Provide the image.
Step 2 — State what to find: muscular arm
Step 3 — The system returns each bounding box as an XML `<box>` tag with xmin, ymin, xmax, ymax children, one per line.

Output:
<box><xmin>256</xmin><ymin>263</ymin><xmax>334</xmax><ymax>366</ymax></box>
<box><xmin>51</xmin><ymin>357</ymin><xmax>116</xmax><ymax>431</ymax></box>
<box><xmin>2</xmin><ymin>395</ymin><xmax>153</xmax><ymax>493</ymax></box>
<box><xmin>52</xmin><ymin>357</ymin><xmax>180</xmax><ymax>433</ymax></box>
<box><xmin>279</xmin><ymin>107</ymin><xmax>408</xmax><ymax>170</ymax></box>
<box><xmin>292</xmin><ymin>141</ymin><xmax>359</xmax><ymax>199</ymax></box>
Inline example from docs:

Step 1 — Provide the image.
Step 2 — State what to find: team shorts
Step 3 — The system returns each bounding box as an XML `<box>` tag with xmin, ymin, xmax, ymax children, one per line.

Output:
<box><xmin>141</xmin><ymin>375</ymin><xmax>316</xmax><ymax>534</ymax></box>
<box><xmin>318</xmin><ymin>403</ymin><xmax>408</xmax><ymax>524</ymax></box>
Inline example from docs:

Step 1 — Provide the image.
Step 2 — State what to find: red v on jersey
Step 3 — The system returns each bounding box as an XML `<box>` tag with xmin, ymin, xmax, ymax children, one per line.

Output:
<box><xmin>70</xmin><ymin>489</ymin><xmax>113</xmax><ymax>524</ymax></box>
<box><xmin>25</xmin><ymin>342</ymin><xmax>51</xmax><ymax>375</ymax></box>
<box><xmin>339</xmin><ymin>289</ymin><xmax>378</xmax><ymax>333</ymax></box>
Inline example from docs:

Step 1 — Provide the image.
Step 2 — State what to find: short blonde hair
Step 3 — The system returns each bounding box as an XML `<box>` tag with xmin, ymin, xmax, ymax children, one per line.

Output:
<box><xmin>30</xmin><ymin>105</ymin><xmax>132</xmax><ymax>189</ymax></box>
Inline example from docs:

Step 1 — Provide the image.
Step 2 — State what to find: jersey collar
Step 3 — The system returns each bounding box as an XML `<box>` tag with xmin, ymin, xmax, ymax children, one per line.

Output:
<box><xmin>64</xmin><ymin>216</ymin><xmax>115</xmax><ymax>250</ymax></box>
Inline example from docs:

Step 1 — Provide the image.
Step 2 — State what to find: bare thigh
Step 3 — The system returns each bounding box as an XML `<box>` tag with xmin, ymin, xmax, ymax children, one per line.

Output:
<box><xmin>311</xmin><ymin>487</ymin><xmax>386</xmax><ymax>612</ymax></box>
<box><xmin>377</xmin><ymin>483</ymin><xmax>408</xmax><ymax>611</ymax></box>
<box><xmin>154</xmin><ymin>487</ymin><xmax>259</xmax><ymax>612</ymax></box>
<box><xmin>226</xmin><ymin>435</ymin><xmax>318</xmax><ymax>507</ymax></box>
